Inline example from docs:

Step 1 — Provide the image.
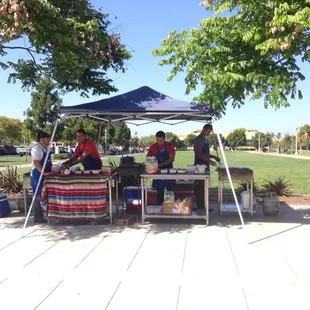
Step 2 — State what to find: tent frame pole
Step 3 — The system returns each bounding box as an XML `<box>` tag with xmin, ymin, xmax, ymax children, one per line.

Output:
<box><xmin>213</xmin><ymin>119</ymin><xmax>245</xmax><ymax>227</ymax></box>
<box><xmin>21</xmin><ymin>117</ymin><xmax>60</xmax><ymax>237</ymax></box>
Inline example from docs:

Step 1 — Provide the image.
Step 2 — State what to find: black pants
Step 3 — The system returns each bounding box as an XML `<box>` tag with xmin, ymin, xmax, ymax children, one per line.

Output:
<box><xmin>194</xmin><ymin>180</ymin><xmax>205</xmax><ymax>209</ymax></box>
<box><xmin>157</xmin><ymin>186</ymin><xmax>175</xmax><ymax>205</ymax></box>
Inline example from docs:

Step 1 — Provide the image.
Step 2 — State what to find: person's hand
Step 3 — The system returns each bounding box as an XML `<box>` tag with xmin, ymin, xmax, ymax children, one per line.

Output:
<box><xmin>43</xmin><ymin>172</ymin><xmax>51</xmax><ymax>177</ymax></box>
<box><xmin>215</xmin><ymin>156</ymin><xmax>221</xmax><ymax>163</ymax></box>
<box><xmin>62</xmin><ymin>161</ymin><xmax>70</xmax><ymax>169</ymax></box>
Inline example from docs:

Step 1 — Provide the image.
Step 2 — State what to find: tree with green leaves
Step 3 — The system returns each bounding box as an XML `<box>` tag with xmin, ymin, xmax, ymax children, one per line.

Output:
<box><xmin>165</xmin><ymin>132</ymin><xmax>185</xmax><ymax>149</ymax></box>
<box><xmin>131</xmin><ymin>136</ymin><xmax>139</xmax><ymax>148</ymax></box>
<box><xmin>0</xmin><ymin>0</ymin><xmax>131</xmax><ymax>97</ymax></box>
<box><xmin>139</xmin><ymin>135</ymin><xmax>155</xmax><ymax>147</ymax></box>
<box><xmin>298</xmin><ymin>124</ymin><xmax>310</xmax><ymax>149</ymax></box>
<box><xmin>113</xmin><ymin>121</ymin><xmax>131</xmax><ymax>147</ymax></box>
<box><xmin>23</xmin><ymin>79</ymin><xmax>62</xmax><ymax>139</ymax></box>
<box><xmin>184</xmin><ymin>133</ymin><xmax>197</xmax><ymax>146</ymax></box>
<box><xmin>0</xmin><ymin>116</ymin><xmax>22</xmax><ymax>144</ymax></box>
<box><xmin>165</xmin><ymin>132</ymin><xmax>180</xmax><ymax>145</ymax></box>
<box><xmin>60</xmin><ymin>118</ymin><xmax>100</xmax><ymax>144</ymax></box>
<box><xmin>207</xmin><ymin>133</ymin><xmax>225</xmax><ymax>149</ymax></box>
<box><xmin>251</xmin><ymin>131</ymin><xmax>274</xmax><ymax>149</ymax></box>
<box><xmin>281</xmin><ymin>133</ymin><xmax>294</xmax><ymax>151</ymax></box>
<box><xmin>153</xmin><ymin>1</ymin><xmax>310</xmax><ymax>115</ymax></box>
<box><xmin>226</xmin><ymin>128</ymin><xmax>246</xmax><ymax>147</ymax></box>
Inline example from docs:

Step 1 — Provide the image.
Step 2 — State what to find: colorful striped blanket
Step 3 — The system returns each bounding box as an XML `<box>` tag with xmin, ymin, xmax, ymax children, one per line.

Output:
<box><xmin>41</xmin><ymin>174</ymin><xmax>107</xmax><ymax>220</ymax></box>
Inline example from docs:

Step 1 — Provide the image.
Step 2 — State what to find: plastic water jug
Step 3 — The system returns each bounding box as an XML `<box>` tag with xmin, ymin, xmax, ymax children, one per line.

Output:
<box><xmin>146</xmin><ymin>157</ymin><xmax>158</xmax><ymax>174</ymax></box>
<box><xmin>241</xmin><ymin>190</ymin><xmax>250</xmax><ymax>209</ymax></box>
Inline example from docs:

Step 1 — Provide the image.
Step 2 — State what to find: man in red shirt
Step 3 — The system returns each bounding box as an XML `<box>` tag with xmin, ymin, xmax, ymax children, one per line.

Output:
<box><xmin>64</xmin><ymin>129</ymin><xmax>102</xmax><ymax>170</ymax></box>
<box><xmin>147</xmin><ymin>131</ymin><xmax>176</xmax><ymax>204</ymax></box>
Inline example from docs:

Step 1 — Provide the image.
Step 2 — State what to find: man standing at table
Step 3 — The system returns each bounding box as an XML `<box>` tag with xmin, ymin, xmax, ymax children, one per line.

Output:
<box><xmin>64</xmin><ymin>129</ymin><xmax>102</xmax><ymax>170</ymax></box>
<box><xmin>193</xmin><ymin>124</ymin><xmax>220</xmax><ymax>211</ymax></box>
<box><xmin>147</xmin><ymin>131</ymin><xmax>176</xmax><ymax>204</ymax></box>
<box><xmin>31</xmin><ymin>131</ymin><xmax>52</xmax><ymax>223</ymax></box>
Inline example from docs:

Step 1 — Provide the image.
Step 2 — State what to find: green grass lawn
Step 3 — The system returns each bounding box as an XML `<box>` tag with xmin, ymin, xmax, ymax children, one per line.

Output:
<box><xmin>0</xmin><ymin>156</ymin><xmax>32</xmax><ymax>167</ymax></box>
<box><xmin>5</xmin><ymin>151</ymin><xmax>309</xmax><ymax>194</ymax></box>
<box><xmin>103</xmin><ymin>151</ymin><xmax>309</xmax><ymax>194</ymax></box>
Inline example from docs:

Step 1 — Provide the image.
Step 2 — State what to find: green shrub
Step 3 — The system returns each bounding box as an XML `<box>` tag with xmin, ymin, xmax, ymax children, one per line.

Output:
<box><xmin>0</xmin><ymin>166</ymin><xmax>23</xmax><ymax>194</ymax></box>
<box><xmin>262</xmin><ymin>176</ymin><xmax>293</xmax><ymax>196</ymax></box>
<box><xmin>53</xmin><ymin>153</ymin><xmax>69</xmax><ymax>160</ymax></box>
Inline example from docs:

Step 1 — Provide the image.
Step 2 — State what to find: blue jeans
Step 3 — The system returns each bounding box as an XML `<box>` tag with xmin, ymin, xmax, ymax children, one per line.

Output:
<box><xmin>33</xmin><ymin>194</ymin><xmax>44</xmax><ymax>221</ymax></box>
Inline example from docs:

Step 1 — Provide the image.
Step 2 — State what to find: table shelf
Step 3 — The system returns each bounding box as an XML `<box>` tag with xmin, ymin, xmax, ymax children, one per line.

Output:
<box><xmin>217</xmin><ymin>168</ymin><xmax>255</xmax><ymax>217</ymax></box>
<box><xmin>142</xmin><ymin>214</ymin><xmax>207</xmax><ymax>220</ymax></box>
<box><xmin>141</xmin><ymin>173</ymin><xmax>210</xmax><ymax>225</ymax></box>
<box><xmin>221</xmin><ymin>203</ymin><xmax>256</xmax><ymax>213</ymax></box>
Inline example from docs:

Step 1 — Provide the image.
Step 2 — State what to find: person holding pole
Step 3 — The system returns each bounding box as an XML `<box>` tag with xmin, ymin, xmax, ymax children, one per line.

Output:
<box><xmin>31</xmin><ymin>131</ymin><xmax>52</xmax><ymax>223</ymax></box>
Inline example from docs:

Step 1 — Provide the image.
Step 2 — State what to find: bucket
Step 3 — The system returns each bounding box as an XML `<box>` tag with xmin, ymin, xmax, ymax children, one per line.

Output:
<box><xmin>16</xmin><ymin>192</ymin><xmax>32</xmax><ymax>212</ymax></box>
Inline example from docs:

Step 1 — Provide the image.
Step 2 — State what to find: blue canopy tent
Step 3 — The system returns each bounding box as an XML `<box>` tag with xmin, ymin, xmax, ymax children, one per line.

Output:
<box><xmin>59</xmin><ymin>86</ymin><xmax>213</xmax><ymax>124</ymax></box>
<box><xmin>22</xmin><ymin>86</ymin><xmax>244</xmax><ymax>236</ymax></box>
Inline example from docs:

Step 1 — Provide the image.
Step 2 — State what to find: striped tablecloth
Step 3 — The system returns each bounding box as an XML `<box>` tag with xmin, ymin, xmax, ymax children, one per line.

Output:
<box><xmin>41</xmin><ymin>174</ymin><xmax>107</xmax><ymax>220</ymax></box>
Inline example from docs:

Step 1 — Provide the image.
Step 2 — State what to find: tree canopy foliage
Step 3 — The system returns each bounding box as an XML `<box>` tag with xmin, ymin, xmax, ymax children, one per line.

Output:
<box><xmin>184</xmin><ymin>133</ymin><xmax>197</xmax><ymax>146</ymax></box>
<box><xmin>0</xmin><ymin>116</ymin><xmax>22</xmax><ymax>144</ymax></box>
<box><xmin>23</xmin><ymin>79</ymin><xmax>62</xmax><ymax>139</ymax></box>
<box><xmin>153</xmin><ymin>0</ymin><xmax>310</xmax><ymax>115</ymax></box>
<box><xmin>226</xmin><ymin>128</ymin><xmax>247</xmax><ymax>147</ymax></box>
<box><xmin>251</xmin><ymin>131</ymin><xmax>274</xmax><ymax>149</ymax></box>
<box><xmin>0</xmin><ymin>0</ymin><xmax>131</xmax><ymax>96</ymax></box>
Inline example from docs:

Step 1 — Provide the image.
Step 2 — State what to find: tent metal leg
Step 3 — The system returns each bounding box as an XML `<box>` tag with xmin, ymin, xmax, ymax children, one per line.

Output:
<box><xmin>21</xmin><ymin>118</ymin><xmax>60</xmax><ymax>237</ymax></box>
<box><xmin>213</xmin><ymin>119</ymin><xmax>245</xmax><ymax>227</ymax></box>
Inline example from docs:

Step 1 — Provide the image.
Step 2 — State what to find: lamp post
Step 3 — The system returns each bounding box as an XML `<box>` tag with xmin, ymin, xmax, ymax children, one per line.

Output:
<box><xmin>258</xmin><ymin>133</ymin><xmax>261</xmax><ymax>151</ymax></box>
<box><xmin>105</xmin><ymin>129</ymin><xmax>108</xmax><ymax>156</ymax></box>
<box><xmin>135</xmin><ymin>132</ymin><xmax>138</xmax><ymax>153</ymax></box>
<box><xmin>295</xmin><ymin>127</ymin><xmax>299</xmax><ymax>155</ymax></box>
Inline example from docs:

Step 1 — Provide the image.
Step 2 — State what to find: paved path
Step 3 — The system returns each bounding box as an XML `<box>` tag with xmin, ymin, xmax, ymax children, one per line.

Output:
<box><xmin>247</xmin><ymin>151</ymin><xmax>310</xmax><ymax>160</ymax></box>
<box><xmin>1</xmin><ymin>203</ymin><xmax>310</xmax><ymax>309</ymax></box>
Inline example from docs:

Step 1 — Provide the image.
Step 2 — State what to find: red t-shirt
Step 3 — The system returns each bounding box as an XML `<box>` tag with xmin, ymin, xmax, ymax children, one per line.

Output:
<box><xmin>73</xmin><ymin>140</ymin><xmax>102</xmax><ymax>162</ymax></box>
<box><xmin>147</xmin><ymin>142</ymin><xmax>175</xmax><ymax>157</ymax></box>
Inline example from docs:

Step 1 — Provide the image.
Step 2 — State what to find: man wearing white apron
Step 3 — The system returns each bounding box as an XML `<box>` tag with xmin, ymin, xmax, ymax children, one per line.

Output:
<box><xmin>31</xmin><ymin>131</ymin><xmax>52</xmax><ymax>223</ymax></box>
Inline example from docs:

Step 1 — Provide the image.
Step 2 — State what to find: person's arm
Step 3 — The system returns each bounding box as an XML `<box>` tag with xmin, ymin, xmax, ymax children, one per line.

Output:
<box><xmin>194</xmin><ymin>144</ymin><xmax>217</xmax><ymax>166</ymax></box>
<box><xmin>33</xmin><ymin>160</ymin><xmax>51</xmax><ymax>177</ymax></box>
<box><xmin>63</xmin><ymin>146</ymin><xmax>81</xmax><ymax>167</ymax></box>
<box><xmin>32</xmin><ymin>147</ymin><xmax>51</xmax><ymax>177</ymax></box>
<box><xmin>209</xmin><ymin>154</ymin><xmax>221</xmax><ymax>162</ymax></box>
<box><xmin>70</xmin><ymin>150</ymin><xmax>91</xmax><ymax>166</ymax></box>
<box><xmin>146</xmin><ymin>145</ymin><xmax>155</xmax><ymax>157</ymax></box>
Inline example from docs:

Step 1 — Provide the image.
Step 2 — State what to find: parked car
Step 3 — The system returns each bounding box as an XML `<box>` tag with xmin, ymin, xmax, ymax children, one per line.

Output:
<box><xmin>1</xmin><ymin>144</ymin><xmax>17</xmax><ymax>155</ymax></box>
<box><xmin>16</xmin><ymin>146</ymin><xmax>31</xmax><ymax>157</ymax></box>
<box><xmin>0</xmin><ymin>145</ymin><xmax>5</xmax><ymax>156</ymax></box>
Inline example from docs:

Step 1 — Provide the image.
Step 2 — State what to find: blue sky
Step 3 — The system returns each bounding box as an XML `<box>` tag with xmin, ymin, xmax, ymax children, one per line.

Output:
<box><xmin>1</xmin><ymin>0</ymin><xmax>309</xmax><ymax>137</ymax></box>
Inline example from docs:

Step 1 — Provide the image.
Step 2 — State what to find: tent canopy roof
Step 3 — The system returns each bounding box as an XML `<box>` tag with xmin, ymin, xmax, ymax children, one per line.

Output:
<box><xmin>60</xmin><ymin>86</ymin><xmax>213</xmax><ymax>125</ymax></box>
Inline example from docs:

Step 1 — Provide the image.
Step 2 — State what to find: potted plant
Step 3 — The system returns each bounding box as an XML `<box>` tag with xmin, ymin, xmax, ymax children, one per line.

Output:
<box><xmin>261</xmin><ymin>177</ymin><xmax>292</xmax><ymax>216</ymax></box>
<box><xmin>262</xmin><ymin>192</ymin><xmax>280</xmax><ymax>215</ymax></box>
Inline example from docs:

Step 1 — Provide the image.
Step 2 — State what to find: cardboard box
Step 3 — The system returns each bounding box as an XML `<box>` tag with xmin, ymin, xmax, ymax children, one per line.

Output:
<box><xmin>113</xmin><ymin>214</ymin><xmax>135</xmax><ymax>225</ymax></box>
<box><xmin>146</xmin><ymin>205</ymin><xmax>162</xmax><ymax>214</ymax></box>
<box><xmin>162</xmin><ymin>200</ymin><xmax>192</xmax><ymax>216</ymax></box>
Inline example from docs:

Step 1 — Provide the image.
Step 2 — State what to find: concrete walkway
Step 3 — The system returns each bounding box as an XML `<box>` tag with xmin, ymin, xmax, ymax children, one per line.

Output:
<box><xmin>1</xmin><ymin>203</ymin><xmax>310</xmax><ymax>309</ymax></box>
<box><xmin>247</xmin><ymin>151</ymin><xmax>310</xmax><ymax>160</ymax></box>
